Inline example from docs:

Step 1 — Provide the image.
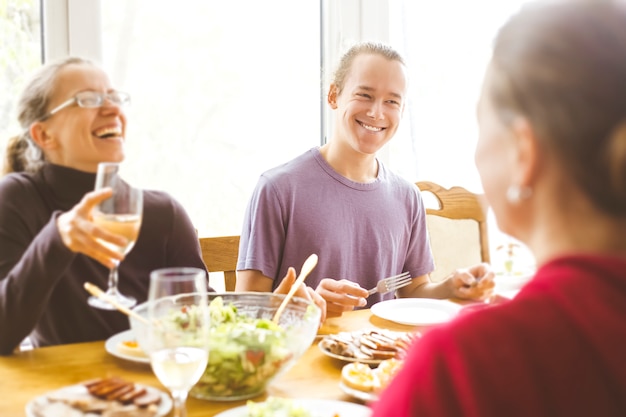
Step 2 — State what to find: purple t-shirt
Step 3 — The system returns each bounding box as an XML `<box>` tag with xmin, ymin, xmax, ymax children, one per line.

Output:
<box><xmin>237</xmin><ymin>147</ymin><xmax>434</xmax><ymax>307</ymax></box>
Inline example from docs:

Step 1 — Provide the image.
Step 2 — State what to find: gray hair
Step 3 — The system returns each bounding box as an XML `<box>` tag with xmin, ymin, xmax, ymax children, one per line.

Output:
<box><xmin>2</xmin><ymin>56</ymin><xmax>94</xmax><ymax>175</ymax></box>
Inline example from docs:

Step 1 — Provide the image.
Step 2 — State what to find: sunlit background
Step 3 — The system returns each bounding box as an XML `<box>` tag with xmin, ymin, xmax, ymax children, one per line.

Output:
<box><xmin>0</xmin><ymin>0</ymin><xmax>536</xmax><ymax>275</ymax></box>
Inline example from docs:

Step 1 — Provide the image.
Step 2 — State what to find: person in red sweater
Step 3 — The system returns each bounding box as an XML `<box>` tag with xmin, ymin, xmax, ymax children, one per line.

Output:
<box><xmin>371</xmin><ymin>1</ymin><xmax>626</xmax><ymax>416</ymax></box>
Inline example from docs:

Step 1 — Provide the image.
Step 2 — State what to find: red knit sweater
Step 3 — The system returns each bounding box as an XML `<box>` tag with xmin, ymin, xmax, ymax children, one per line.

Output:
<box><xmin>371</xmin><ymin>254</ymin><xmax>626</xmax><ymax>417</ymax></box>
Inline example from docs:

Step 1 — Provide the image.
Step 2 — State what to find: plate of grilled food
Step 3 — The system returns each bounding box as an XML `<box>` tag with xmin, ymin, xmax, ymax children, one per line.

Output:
<box><xmin>25</xmin><ymin>376</ymin><xmax>172</xmax><ymax>417</ymax></box>
<box><xmin>318</xmin><ymin>329</ymin><xmax>418</xmax><ymax>365</ymax></box>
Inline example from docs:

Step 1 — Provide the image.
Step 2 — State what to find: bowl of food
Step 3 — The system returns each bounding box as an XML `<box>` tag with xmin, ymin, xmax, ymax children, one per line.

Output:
<box><xmin>130</xmin><ymin>292</ymin><xmax>321</xmax><ymax>401</ymax></box>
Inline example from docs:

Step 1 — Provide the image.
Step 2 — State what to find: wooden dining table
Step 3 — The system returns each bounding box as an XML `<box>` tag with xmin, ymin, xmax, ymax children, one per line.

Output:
<box><xmin>0</xmin><ymin>307</ymin><xmax>430</xmax><ymax>417</ymax></box>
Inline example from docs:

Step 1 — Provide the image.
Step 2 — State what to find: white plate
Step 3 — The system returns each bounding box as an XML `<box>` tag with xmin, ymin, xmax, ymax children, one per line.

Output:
<box><xmin>214</xmin><ymin>398</ymin><xmax>372</xmax><ymax>417</ymax></box>
<box><xmin>105</xmin><ymin>329</ymin><xmax>150</xmax><ymax>364</ymax></box>
<box><xmin>25</xmin><ymin>383</ymin><xmax>172</xmax><ymax>417</ymax></box>
<box><xmin>339</xmin><ymin>381</ymin><xmax>379</xmax><ymax>403</ymax></box>
<box><xmin>494</xmin><ymin>272</ymin><xmax>533</xmax><ymax>291</ymax></box>
<box><xmin>371</xmin><ymin>299</ymin><xmax>462</xmax><ymax>326</ymax></box>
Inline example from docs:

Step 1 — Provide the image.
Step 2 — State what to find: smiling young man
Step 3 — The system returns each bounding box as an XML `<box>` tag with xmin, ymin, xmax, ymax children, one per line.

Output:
<box><xmin>236</xmin><ymin>42</ymin><xmax>494</xmax><ymax>318</ymax></box>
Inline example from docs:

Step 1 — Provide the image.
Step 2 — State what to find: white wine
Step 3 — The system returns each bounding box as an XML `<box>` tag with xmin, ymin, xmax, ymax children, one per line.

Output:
<box><xmin>93</xmin><ymin>212</ymin><xmax>141</xmax><ymax>255</ymax></box>
<box><xmin>150</xmin><ymin>347</ymin><xmax>208</xmax><ymax>392</ymax></box>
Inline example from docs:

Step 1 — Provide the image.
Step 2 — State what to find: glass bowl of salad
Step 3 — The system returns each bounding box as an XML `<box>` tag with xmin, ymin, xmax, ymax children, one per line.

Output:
<box><xmin>130</xmin><ymin>292</ymin><xmax>321</xmax><ymax>401</ymax></box>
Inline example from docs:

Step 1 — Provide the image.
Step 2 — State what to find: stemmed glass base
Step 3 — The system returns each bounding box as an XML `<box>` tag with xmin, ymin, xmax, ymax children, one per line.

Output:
<box><xmin>170</xmin><ymin>389</ymin><xmax>189</xmax><ymax>417</ymax></box>
<box><xmin>87</xmin><ymin>286</ymin><xmax>137</xmax><ymax>309</ymax></box>
<box><xmin>88</xmin><ymin>261</ymin><xmax>137</xmax><ymax>310</ymax></box>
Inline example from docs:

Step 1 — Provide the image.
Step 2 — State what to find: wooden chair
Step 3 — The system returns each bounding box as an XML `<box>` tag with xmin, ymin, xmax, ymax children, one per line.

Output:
<box><xmin>198</xmin><ymin>235</ymin><xmax>240</xmax><ymax>291</ymax></box>
<box><xmin>416</xmin><ymin>181</ymin><xmax>490</xmax><ymax>282</ymax></box>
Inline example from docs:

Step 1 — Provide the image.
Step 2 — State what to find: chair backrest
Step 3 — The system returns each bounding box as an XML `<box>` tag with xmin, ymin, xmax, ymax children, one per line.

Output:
<box><xmin>198</xmin><ymin>235</ymin><xmax>240</xmax><ymax>291</ymax></box>
<box><xmin>416</xmin><ymin>181</ymin><xmax>490</xmax><ymax>282</ymax></box>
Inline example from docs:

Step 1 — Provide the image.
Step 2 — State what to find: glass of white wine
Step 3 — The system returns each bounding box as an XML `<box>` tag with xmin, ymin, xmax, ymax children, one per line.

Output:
<box><xmin>87</xmin><ymin>162</ymin><xmax>143</xmax><ymax>310</ymax></box>
<box><xmin>146</xmin><ymin>267</ymin><xmax>210</xmax><ymax>417</ymax></box>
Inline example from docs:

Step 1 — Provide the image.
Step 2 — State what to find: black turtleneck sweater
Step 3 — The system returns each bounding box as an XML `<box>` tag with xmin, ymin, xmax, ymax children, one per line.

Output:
<box><xmin>0</xmin><ymin>163</ymin><xmax>208</xmax><ymax>354</ymax></box>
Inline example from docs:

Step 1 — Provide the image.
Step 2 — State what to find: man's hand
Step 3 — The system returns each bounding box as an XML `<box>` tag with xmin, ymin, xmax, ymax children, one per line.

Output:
<box><xmin>275</xmin><ymin>267</ymin><xmax>327</xmax><ymax>322</ymax></box>
<box><xmin>315</xmin><ymin>279</ymin><xmax>369</xmax><ymax>318</ymax></box>
<box><xmin>448</xmin><ymin>263</ymin><xmax>495</xmax><ymax>300</ymax></box>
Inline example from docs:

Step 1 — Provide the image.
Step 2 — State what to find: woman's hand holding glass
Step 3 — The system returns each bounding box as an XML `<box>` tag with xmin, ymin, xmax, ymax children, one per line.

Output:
<box><xmin>56</xmin><ymin>188</ymin><xmax>128</xmax><ymax>266</ymax></box>
<box><xmin>145</xmin><ymin>268</ymin><xmax>210</xmax><ymax>417</ymax></box>
<box><xmin>56</xmin><ymin>164</ymin><xmax>143</xmax><ymax>310</ymax></box>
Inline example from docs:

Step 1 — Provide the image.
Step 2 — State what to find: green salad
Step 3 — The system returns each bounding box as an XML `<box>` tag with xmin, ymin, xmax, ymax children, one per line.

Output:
<box><xmin>189</xmin><ymin>297</ymin><xmax>293</xmax><ymax>400</ymax></box>
<box><xmin>246</xmin><ymin>396</ymin><xmax>312</xmax><ymax>417</ymax></box>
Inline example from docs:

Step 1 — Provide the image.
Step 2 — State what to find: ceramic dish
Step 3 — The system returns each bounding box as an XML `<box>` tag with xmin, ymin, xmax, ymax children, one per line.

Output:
<box><xmin>339</xmin><ymin>381</ymin><xmax>379</xmax><ymax>403</ymax></box>
<box><xmin>494</xmin><ymin>272</ymin><xmax>534</xmax><ymax>291</ymax></box>
<box><xmin>318</xmin><ymin>340</ymin><xmax>386</xmax><ymax>365</ymax></box>
<box><xmin>317</xmin><ymin>329</ymin><xmax>416</xmax><ymax>365</ymax></box>
<box><xmin>214</xmin><ymin>398</ymin><xmax>372</xmax><ymax>417</ymax></box>
<box><xmin>105</xmin><ymin>329</ymin><xmax>150</xmax><ymax>364</ymax></box>
<box><xmin>25</xmin><ymin>383</ymin><xmax>172</xmax><ymax>417</ymax></box>
<box><xmin>371</xmin><ymin>298</ymin><xmax>462</xmax><ymax>326</ymax></box>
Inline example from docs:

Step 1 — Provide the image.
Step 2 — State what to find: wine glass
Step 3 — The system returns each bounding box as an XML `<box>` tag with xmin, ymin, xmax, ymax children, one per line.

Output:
<box><xmin>87</xmin><ymin>162</ymin><xmax>143</xmax><ymax>309</ymax></box>
<box><xmin>146</xmin><ymin>267</ymin><xmax>210</xmax><ymax>417</ymax></box>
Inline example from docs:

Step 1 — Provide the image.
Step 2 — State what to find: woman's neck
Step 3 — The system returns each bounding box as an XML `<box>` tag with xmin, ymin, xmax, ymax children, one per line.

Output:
<box><xmin>522</xmin><ymin>192</ymin><xmax>626</xmax><ymax>266</ymax></box>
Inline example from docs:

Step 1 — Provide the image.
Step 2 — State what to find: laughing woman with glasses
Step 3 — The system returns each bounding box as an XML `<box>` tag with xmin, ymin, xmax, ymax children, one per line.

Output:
<box><xmin>0</xmin><ymin>57</ymin><xmax>210</xmax><ymax>354</ymax></box>
<box><xmin>0</xmin><ymin>57</ymin><xmax>325</xmax><ymax>355</ymax></box>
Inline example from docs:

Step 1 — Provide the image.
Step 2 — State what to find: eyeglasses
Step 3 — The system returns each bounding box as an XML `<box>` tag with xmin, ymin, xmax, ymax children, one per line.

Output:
<box><xmin>41</xmin><ymin>90</ymin><xmax>131</xmax><ymax>120</ymax></box>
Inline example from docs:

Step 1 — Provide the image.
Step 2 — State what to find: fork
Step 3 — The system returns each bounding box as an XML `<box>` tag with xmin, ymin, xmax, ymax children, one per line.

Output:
<box><xmin>367</xmin><ymin>272</ymin><xmax>412</xmax><ymax>297</ymax></box>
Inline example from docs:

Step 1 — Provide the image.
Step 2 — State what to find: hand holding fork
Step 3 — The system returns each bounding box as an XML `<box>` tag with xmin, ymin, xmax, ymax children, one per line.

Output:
<box><xmin>367</xmin><ymin>272</ymin><xmax>413</xmax><ymax>297</ymax></box>
<box><xmin>316</xmin><ymin>271</ymin><xmax>413</xmax><ymax>318</ymax></box>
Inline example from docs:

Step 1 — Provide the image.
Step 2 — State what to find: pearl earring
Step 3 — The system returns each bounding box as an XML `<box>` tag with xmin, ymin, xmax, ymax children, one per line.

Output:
<box><xmin>506</xmin><ymin>184</ymin><xmax>533</xmax><ymax>204</ymax></box>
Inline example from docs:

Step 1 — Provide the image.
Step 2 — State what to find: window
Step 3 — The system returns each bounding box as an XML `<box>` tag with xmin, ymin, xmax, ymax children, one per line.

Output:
<box><xmin>387</xmin><ymin>0</ymin><xmax>536</xmax><ymax>272</ymax></box>
<box><xmin>100</xmin><ymin>0</ymin><xmax>321</xmax><ymax>237</ymax></box>
<box><xmin>14</xmin><ymin>0</ymin><xmax>536</xmax><ymax>274</ymax></box>
<box><xmin>0</xmin><ymin>0</ymin><xmax>42</xmax><ymax>163</ymax></box>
